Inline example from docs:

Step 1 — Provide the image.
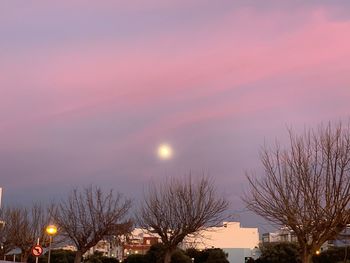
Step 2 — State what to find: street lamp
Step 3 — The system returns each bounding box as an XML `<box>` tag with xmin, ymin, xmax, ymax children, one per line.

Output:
<box><xmin>46</xmin><ymin>225</ymin><xmax>57</xmax><ymax>263</ymax></box>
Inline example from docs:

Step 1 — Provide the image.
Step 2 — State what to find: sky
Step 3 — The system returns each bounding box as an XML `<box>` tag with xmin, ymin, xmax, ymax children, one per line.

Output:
<box><xmin>1</xmin><ymin>1</ymin><xmax>350</xmax><ymax>233</ymax></box>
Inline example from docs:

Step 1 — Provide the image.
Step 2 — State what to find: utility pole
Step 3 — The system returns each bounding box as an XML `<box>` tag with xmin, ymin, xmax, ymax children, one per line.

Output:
<box><xmin>0</xmin><ymin>187</ymin><xmax>5</xmax><ymax>260</ymax></box>
<box><xmin>0</xmin><ymin>187</ymin><xmax>4</xmax><ymax>227</ymax></box>
<box><xmin>0</xmin><ymin>187</ymin><xmax>2</xmax><ymax>208</ymax></box>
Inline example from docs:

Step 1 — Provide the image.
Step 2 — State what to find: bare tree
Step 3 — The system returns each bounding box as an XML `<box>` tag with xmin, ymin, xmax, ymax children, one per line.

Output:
<box><xmin>6</xmin><ymin>204</ymin><xmax>49</xmax><ymax>262</ymax></box>
<box><xmin>243</xmin><ymin>123</ymin><xmax>350</xmax><ymax>263</ymax></box>
<box><xmin>52</xmin><ymin>186</ymin><xmax>132</xmax><ymax>263</ymax></box>
<box><xmin>137</xmin><ymin>175</ymin><xmax>229</xmax><ymax>263</ymax></box>
<box><xmin>0</xmin><ymin>207</ymin><xmax>14</xmax><ymax>259</ymax></box>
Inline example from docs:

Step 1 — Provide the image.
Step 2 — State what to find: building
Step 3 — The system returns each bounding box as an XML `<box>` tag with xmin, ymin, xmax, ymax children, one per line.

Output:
<box><xmin>85</xmin><ymin>237</ymin><xmax>124</xmax><ymax>260</ymax></box>
<box><xmin>60</xmin><ymin>245</ymin><xmax>77</xmax><ymax>251</ymax></box>
<box><xmin>85</xmin><ymin>229</ymin><xmax>159</xmax><ymax>261</ymax></box>
<box><xmin>84</xmin><ymin>222</ymin><xmax>259</xmax><ymax>262</ymax></box>
<box><xmin>325</xmin><ymin>225</ymin><xmax>350</xmax><ymax>249</ymax></box>
<box><xmin>122</xmin><ymin>228</ymin><xmax>159</xmax><ymax>259</ymax></box>
<box><xmin>184</xmin><ymin>222</ymin><xmax>260</xmax><ymax>263</ymax></box>
<box><xmin>262</xmin><ymin>225</ymin><xmax>350</xmax><ymax>252</ymax></box>
<box><xmin>262</xmin><ymin>227</ymin><xmax>297</xmax><ymax>243</ymax></box>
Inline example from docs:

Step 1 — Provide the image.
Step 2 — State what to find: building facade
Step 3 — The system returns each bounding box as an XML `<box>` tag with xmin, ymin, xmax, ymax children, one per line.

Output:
<box><xmin>184</xmin><ymin>222</ymin><xmax>260</xmax><ymax>263</ymax></box>
<box><xmin>262</xmin><ymin>227</ymin><xmax>297</xmax><ymax>243</ymax></box>
<box><xmin>85</xmin><ymin>229</ymin><xmax>159</xmax><ymax>261</ymax></box>
<box><xmin>262</xmin><ymin>225</ymin><xmax>350</xmax><ymax>252</ymax></box>
<box><xmin>122</xmin><ymin>229</ymin><xmax>159</xmax><ymax>259</ymax></box>
<box><xmin>84</xmin><ymin>222</ymin><xmax>259</xmax><ymax>262</ymax></box>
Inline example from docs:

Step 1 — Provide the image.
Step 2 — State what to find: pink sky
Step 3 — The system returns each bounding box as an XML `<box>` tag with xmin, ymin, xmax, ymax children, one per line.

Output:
<box><xmin>1</xmin><ymin>1</ymin><xmax>350</xmax><ymax>230</ymax></box>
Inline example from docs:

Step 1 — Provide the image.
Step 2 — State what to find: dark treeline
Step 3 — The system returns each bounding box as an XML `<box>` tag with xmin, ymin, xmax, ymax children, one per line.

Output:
<box><xmin>0</xmin><ymin>176</ymin><xmax>228</xmax><ymax>263</ymax></box>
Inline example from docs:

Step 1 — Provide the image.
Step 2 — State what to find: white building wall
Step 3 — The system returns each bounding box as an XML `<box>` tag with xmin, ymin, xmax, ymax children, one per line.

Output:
<box><xmin>186</xmin><ymin>222</ymin><xmax>259</xmax><ymax>250</ymax></box>
<box><xmin>222</xmin><ymin>248</ymin><xmax>254</xmax><ymax>263</ymax></box>
<box><xmin>184</xmin><ymin>222</ymin><xmax>259</xmax><ymax>263</ymax></box>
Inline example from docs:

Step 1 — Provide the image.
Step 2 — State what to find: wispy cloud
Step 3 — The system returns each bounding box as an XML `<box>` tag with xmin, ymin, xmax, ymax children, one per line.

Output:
<box><xmin>1</xmin><ymin>2</ymin><xmax>350</xmax><ymax>215</ymax></box>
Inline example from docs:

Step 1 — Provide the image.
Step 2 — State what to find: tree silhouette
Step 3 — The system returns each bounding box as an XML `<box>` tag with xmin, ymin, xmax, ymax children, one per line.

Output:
<box><xmin>244</xmin><ymin>123</ymin><xmax>350</xmax><ymax>263</ymax></box>
<box><xmin>52</xmin><ymin>186</ymin><xmax>132</xmax><ymax>263</ymax></box>
<box><xmin>137</xmin><ymin>175</ymin><xmax>228</xmax><ymax>263</ymax></box>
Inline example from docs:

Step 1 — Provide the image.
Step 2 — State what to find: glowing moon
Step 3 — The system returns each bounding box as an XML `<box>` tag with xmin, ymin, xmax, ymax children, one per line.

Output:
<box><xmin>157</xmin><ymin>144</ymin><xmax>173</xmax><ymax>160</ymax></box>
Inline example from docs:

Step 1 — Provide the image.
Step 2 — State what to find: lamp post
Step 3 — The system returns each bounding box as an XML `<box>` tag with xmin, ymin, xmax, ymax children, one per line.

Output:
<box><xmin>46</xmin><ymin>225</ymin><xmax>57</xmax><ymax>263</ymax></box>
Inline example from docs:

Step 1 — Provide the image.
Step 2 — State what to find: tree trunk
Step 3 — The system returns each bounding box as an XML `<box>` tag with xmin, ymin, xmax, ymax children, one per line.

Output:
<box><xmin>74</xmin><ymin>250</ymin><xmax>83</xmax><ymax>263</ymax></box>
<box><xmin>301</xmin><ymin>248</ymin><xmax>312</xmax><ymax>263</ymax></box>
<box><xmin>20</xmin><ymin>250</ymin><xmax>29</xmax><ymax>262</ymax></box>
<box><xmin>164</xmin><ymin>249</ymin><xmax>174</xmax><ymax>263</ymax></box>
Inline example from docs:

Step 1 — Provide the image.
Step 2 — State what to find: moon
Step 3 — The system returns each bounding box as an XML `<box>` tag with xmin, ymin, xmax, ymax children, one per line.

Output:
<box><xmin>157</xmin><ymin>144</ymin><xmax>173</xmax><ymax>160</ymax></box>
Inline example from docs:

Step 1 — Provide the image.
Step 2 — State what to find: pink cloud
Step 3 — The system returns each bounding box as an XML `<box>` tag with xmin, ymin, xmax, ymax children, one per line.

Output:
<box><xmin>2</xmin><ymin>3</ymin><xmax>350</xmax><ymax>209</ymax></box>
<box><xmin>1</xmin><ymin>6</ymin><xmax>350</xmax><ymax>136</ymax></box>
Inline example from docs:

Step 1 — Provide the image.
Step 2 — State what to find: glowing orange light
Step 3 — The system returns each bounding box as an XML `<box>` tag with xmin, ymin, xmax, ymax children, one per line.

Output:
<box><xmin>46</xmin><ymin>225</ymin><xmax>57</xmax><ymax>235</ymax></box>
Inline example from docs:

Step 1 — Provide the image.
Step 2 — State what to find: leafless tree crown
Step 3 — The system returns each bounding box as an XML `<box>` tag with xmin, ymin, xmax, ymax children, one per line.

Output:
<box><xmin>243</xmin><ymin>123</ymin><xmax>350</xmax><ymax>263</ymax></box>
<box><xmin>52</xmin><ymin>186</ymin><xmax>132</xmax><ymax>263</ymax></box>
<box><xmin>1</xmin><ymin>204</ymin><xmax>49</xmax><ymax>262</ymax></box>
<box><xmin>137</xmin><ymin>175</ymin><xmax>228</xmax><ymax>263</ymax></box>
